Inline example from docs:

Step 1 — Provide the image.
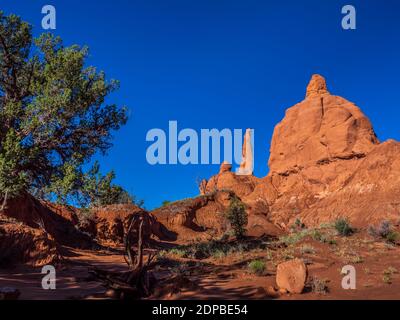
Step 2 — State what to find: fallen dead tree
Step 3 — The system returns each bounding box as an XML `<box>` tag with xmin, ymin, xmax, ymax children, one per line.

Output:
<box><xmin>89</xmin><ymin>213</ymin><xmax>157</xmax><ymax>299</ymax></box>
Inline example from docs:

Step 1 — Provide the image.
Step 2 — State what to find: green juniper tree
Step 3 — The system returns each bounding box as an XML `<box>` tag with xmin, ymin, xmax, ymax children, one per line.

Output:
<box><xmin>79</xmin><ymin>161</ymin><xmax>143</xmax><ymax>208</ymax></box>
<box><xmin>0</xmin><ymin>12</ymin><xmax>127</xmax><ymax>206</ymax></box>
<box><xmin>225</xmin><ymin>196</ymin><xmax>248</xmax><ymax>239</ymax></box>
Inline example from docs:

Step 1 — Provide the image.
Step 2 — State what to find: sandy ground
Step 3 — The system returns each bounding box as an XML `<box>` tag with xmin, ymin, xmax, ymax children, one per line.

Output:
<box><xmin>1</xmin><ymin>230</ymin><xmax>400</xmax><ymax>300</ymax></box>
<box><xmin>0</xmin><ymin>247</ymin><xmax>128</xmax><ymax>299</ymax></box>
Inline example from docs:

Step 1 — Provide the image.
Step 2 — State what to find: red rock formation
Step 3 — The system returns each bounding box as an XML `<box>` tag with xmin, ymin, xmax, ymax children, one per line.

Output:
<box><xmin>1</xmin><ymin>193</ymin><xmax>93</xmax><ymax>248</ymax></box>
<box><xmin>305</xmin><ymin>74</ymin><xmax>330</xmax><ymax>98</ymax></box>
<box><xmin>265</xmin><ymin>75</ymin><xmax>398</xmax><ymax>227</ymax></box>
<box><xmin>237</xmin><ymin>129</ymin><xmax>254</xmax><ymax>176</ymax></box>
<box><xmin>153</xmin><ymin>191</ymin><xmax>232</xmax><ymax>242</ymax></box>
<box><xmin>0</xmin><ymin>221</ymin><xmax>59</xmax><ymax>267</ymax></box>
<box><xmin>199</xmin><ymin>74</ymin><xmax>400</xmax><ymax>230</ymax></box>
<box><xmin>153</xmin><ymin>189</ymin><xmax>283</xmax><ymax>242</ymax></box>
<box><xmin>219</xmin><ymin>161</ymin><xmax>232</xmax><ymax>173</ymax></box>
<box><xmin>269</xmin><ymin>74</ymin><xmax>378</xmax><ymax>175</ymax></box>
<box><xmin>93</xmin><ymin>204</ymin><xmax>175</xmax><ymax>243</ymax></box>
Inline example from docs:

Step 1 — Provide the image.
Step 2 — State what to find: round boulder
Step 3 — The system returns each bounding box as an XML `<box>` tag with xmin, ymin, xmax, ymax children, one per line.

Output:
<box><xmin>276</xmin><ymin>258</ymin><xmax>307</xmax><ymax>294</ymax></box>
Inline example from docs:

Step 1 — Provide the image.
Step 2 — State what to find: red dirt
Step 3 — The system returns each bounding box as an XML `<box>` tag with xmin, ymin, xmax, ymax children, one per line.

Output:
<box><xmin>2</xmin><ymin>229</ymin><xmax>400</xmax><ymax>300</ymax></box>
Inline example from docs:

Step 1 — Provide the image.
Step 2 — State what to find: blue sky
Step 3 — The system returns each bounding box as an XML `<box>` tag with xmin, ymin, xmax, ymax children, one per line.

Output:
<box><xmin>2</xmin><ymin>0</ymin><xmax>400</xmax><ymax>209</ymax></box>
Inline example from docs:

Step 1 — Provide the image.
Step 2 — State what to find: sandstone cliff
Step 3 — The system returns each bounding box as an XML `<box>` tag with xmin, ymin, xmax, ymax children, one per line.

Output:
<box><xmin>201</xmin><ymin>75</ymin><xmax>400</xmax><ymax>230</ymax></box>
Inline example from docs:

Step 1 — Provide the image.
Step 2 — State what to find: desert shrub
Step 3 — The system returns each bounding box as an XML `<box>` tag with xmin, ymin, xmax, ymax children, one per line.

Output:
<box><xmin>334</xmin><ymin>218</ymin><xmax>353</xmax><ymax>236</ymax></box>
<box><xmin>162</xmin><ymin>200</ymin><xmax>171</xmax><ymax>207</ymax></box>
<box><xmin>279</xmin><ymin>229</ymin><xmax>309</xmax><ymax>245</ymax></box>
<box><xmin>281</xmin><ymin>249</ymin><xmax>295</xmax><ymax>260</ymax></box>
<box><xmin>290</xmin><ymin>218</ymin><xmax>306</xmax><ymax>232</ymax></box>
<box><xmin>169</xmin><ymin>248</ymin><xmax>186</xmax><ymax>257</ymax></box>
<box><xmin>368</xmin><ymin>220</ymin><xmax>391</xmax><ymax>238</ymax></box>
<box><xmin>327</xmin><ymin>239</ymin><xmax>337</xmax><ymax>245</ymax></box>
<box><xmin>319</xmin><ymin>222</ymin><xmax>335</xmax><ymax>229</ymax></box>
<box><xmin>368</xmin><ymin>221</ymin><xmax>399</xmax><ymax>243</ymax></box>
<box><xmin>279</xmin><ymin>228</ymin><xmax>333</xmax><ymax>246</ymax></box>
<box><xmin>168</xmin><ymin>238</ymin><xmax>268</xmax><ymax>260</ymax></box>
<box><xmin>383</xmin><ymin>274</ymin><xmax>392</xmax><ymax>284</ymax></box>
<box><xmin>386</xmin><ymin>231</ymin><xmax>400</xmax><ymax>244</ymax></box>
<box><xmin>310</xmin><ymin>277</ymin><xmax>329</xmax><ymax>294</ymax></box>
<box><xmin>300</xmin><ymin>245</ymin><xmax>316</xmax><ymax>255</ymax></box>
<box><xmin>248</xmin><ymin>260</ymin><xmax>266</xmax><ymax>275</ymax></box>
<box><xmin>310</xmin><ymin>230</ymin><xmax>323</xmax><ymax>241</ymax></box>
<box><xmin>382</xmin><ymin>267</ymin><xmax>396</xmax><ymax>284</ymax></box>
<box><xmin>279</xmin><ymin>226</ymin><xmax>336</xmax><ymax>246</ymax></box>
<box><xmin>225</xmin><ymin>196</ymin><xmax>248</xmax><ymax>239</ymax></box>
<box><xmin>385</xmin><ymin>267</ymin><xmax>398</xmax><ymax>274</ymax></box>
<box><xmin>349</xmin><ymin>255</ymin><xmax>363</xmax><ymax>264</ymax></box>
<box><xmin>212</xmin><ymin>250</ymin><xmax>226</xmax><ymax>259</ymax></box>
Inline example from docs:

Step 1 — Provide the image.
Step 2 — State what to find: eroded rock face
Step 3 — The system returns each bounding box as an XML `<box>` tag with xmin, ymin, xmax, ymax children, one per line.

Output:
<box><xmin>93</xmin><ymin>204</ymin><xmax>175</xmax><ymax>243</ymax></box>
<box><xmin>305</xmin><ymin>74</ymin><xmax>330</xmax><ymax>98</ymax></box>
<box><xmin>219</xmin><ymin>161</ymin><xmax>232</xmax><ymax>173</ymax></box>
<box><xmin>276</xmin><ymin>259</ymin><xmax>307</xmax><ymax>294</ymax></box>
<box><xmin>153</xmin><ymin>191</ymin><xmax>233</xmax><ymax>242</ymax></box>
<box><xmin>152</xmin><ymin>190</ymin><xmax>283</xmax><ymax>242</ymax></box>
<box><xmin>265</xmin><ymin>75</ymin><xmax>399</xmax><ymax>227</ymax></box>
<box><xmin>0</xmin><ymin>221</ymin><xmax>59</xmax><ymax>267</ymax></box>
<box><xmin>269</xmin><ymin>74</ymin><xmax>378</xmax><ymax>175</ymax></box>
<box><xmin>2</xmin><ymin>194</ymin><xmax>93</xmax><ymax>249</ymax></box>
<box><xmin>199</xmin><ymin>74</ymin><xmax>400</xmax><ymax>230</ymax></box>
<box><xmin>237</xmin><ymin>128</ymin><xmax>254</xmax><ymax>176</ymax></box>
<box><xmin>204</xmin><ymin>172</ymin><xmax>259</xmax><ymax>199</ymax></box>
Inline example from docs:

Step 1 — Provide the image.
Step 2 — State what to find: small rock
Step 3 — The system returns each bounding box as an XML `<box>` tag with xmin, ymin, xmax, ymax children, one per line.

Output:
<box><xmin>104</xmin><ymin>289</ymin><xmax>119</xmax><ymax>299</ymax></box>
<box><xmin>279</xmin><ymin>288</ymin><xmax>288</xmax><ymax>295</ymax></box>
<box><xmin>219</xmin><ymin>161</ymin><xmax>232</xmax><ymax>173</ymax></box>
<box><xmin>276</xmin><ymin>258</ymin><xmax>307</xmax><ymax>294</ymax></box>
<box><xmin>266</xmin><ymin>286</ymin><xmax>280</xmax><ymax>298</ymax></box>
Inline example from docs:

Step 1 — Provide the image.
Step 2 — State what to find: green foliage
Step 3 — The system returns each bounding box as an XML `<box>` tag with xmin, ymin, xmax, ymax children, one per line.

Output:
<box><xmin>279</xmin><ymin>230</ymin><xmax>308</xmax><ymax>246</ymax></box>
<box><xmin>386</xmin><ymin>231</ymin><xmax>400</xmax><ymax>244</ymax></box>
<box><xmin>167</xmin><ymin>239</ymin><xmax>268</xmax><ymax>260</ymax></box>
<box><xmin>0</xmin><ymin>12</ymin><xmax>127</xmax><ymax>201</ymax></box>
<box><xmin>45</xmin><ymin>160</ymin><xmax>142</xmax><ymax>208</ymax></box>
<box><xmin>248</xmin><ymin>260</ymin><xmax>266</xmax><ymax>275</ymax></box>
<box><xmin>0</xmin><ymin>129</ymin><xmax>28</xmax><ymax>196</ymax></box>
<box><xmin>225</xmin><ymin>196</ymin><xmax>248</xmax><ymax>239</ymax></box>
<box><xmin>368</xmin><ymin>221</ymin><xmax>399</xmax><ymax>243</ymax></box>
<box><xmin>290</xmin><ymin>218</ymin><xmax>306</xmax><ymax>232</ymax></box>
<box><xmin>334</xmin><ymin>218</ymin><xmax>354</xmax><ymax>236</ymax></box>
<box><xmin>310</xmin><ymin>230</ymin><xmax>324</xmax><ymax>241</ymax></box>
<box><xmin>80</xmin><ymin>161</ymin><xmax>141</xmax><ymax>207</ymax></box>
<box><xmin>162</xmin><ymin>200</ymin><xmax>171</xmax><ymax>207</ymax></box>
<box><xmin>169</xmin><ymin>248</ymin><xmax>186</xmax><ymax>257</ymax></box>
<box><xmin>279</xmin><ymin>226</ymin><xmax>336</xmax><ymax>246</ymax></box>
